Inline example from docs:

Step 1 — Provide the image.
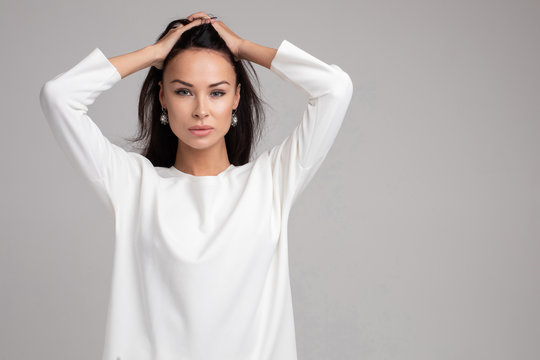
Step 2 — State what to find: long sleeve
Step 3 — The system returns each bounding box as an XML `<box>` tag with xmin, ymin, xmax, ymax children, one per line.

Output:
<box><xmin>39</xmin><ymin>48</ymin><xmax>141</xmax><ymax>210</ymax></box>
<box><xmin>268</xmin><ymin>40</ymin><xmax>354</xmax><ymax>208</ymax></box>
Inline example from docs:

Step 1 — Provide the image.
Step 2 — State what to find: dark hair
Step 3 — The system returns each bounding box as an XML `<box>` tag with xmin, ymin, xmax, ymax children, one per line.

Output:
<box><xmin>124</xmin><ymin>17</ymin><xmax>267</xmax><ymax>167</ymax></box>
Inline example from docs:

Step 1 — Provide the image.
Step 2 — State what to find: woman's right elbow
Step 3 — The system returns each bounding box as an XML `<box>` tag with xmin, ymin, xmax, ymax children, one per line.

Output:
<box><xmin>39</xmin><ymin>79</ymin><xmax>63</xmax><ymax>111</ymax></box>
<box><xmin>40</xmin><ymin>81</ymin><xmax>53</xmax><ymax>103</ymax></box>
<box><xmin>327</xmin><ymin>70</ymin><xmax>354</xmax><ymax>104</ymax></box>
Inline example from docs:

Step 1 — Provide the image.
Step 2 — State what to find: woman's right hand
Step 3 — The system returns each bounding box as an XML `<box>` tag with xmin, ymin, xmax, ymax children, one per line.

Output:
<box><xmin>151</xmin><ymin>12</ymin><xmax>216</xmax><ymax>70</ymax></box>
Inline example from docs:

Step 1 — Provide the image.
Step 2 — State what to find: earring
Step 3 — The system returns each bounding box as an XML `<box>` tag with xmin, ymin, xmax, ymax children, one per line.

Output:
<box><xmin>231</xmin><ymin>108</ymin><xmax>238</xmax><ymax>127</ymax></box>
<box><xmin>160</xmin><ymin>107</ymin><xmax>169</xmax><ymax>125</ymax></box>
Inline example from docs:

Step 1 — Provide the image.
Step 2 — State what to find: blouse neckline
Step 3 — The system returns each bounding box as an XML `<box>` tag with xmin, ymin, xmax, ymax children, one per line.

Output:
<box><xmin>168</xmin><ymin>163</ymin><xmax>235</xmax><ymax>181</ymax></box>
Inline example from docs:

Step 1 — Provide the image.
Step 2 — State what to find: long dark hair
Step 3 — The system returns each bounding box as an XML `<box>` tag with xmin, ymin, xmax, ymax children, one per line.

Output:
<box><xmin>124</xmin><ymin>17</ymin><xmax>267</xmax><ymax>167</ymax></box>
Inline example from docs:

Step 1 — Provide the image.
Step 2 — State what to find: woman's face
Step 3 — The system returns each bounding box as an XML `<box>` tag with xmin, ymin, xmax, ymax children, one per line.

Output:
<box><xmin>158</xmin><ymin>48</ymin><xmax>241</xmax><ymax>151</ymax></box>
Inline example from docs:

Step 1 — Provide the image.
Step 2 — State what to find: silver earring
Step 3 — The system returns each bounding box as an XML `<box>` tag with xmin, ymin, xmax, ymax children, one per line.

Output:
<box><xmin>231</xmin><ymin>109</ymin><xmax>238</xmax><ymax>127</ymax></box>
<box><xmin>160</xmin><ymin>107</ymin><xmax>169</xmax><ymax>125</ymax></box>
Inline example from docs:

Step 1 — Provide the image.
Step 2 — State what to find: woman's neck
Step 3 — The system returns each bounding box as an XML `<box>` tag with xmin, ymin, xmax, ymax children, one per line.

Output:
<box><xmin>174</xmin><ymin>140</ymin><xmax>231</xmax><ymax>176</ymax></box>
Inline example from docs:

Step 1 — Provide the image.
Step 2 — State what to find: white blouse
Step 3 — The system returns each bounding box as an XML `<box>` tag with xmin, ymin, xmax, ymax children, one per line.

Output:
<box><xmin>40</xmin><ymin>39</ymin><xmax>353</xmax><ymax>360</ymax></box>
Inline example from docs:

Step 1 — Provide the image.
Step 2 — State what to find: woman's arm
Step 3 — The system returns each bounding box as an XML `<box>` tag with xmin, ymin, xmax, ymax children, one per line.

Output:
<box><xmin>238</xmin><ymin>40</ymin><xmax>277</xmax><ymax>70</ymax></box>
<box><xmin>39</xmin><ymin>14</ymin><xmax>213</xmax><ymax>209</ymax></box>
<box><xmin>107</xmin><ymin>15</ymin><xmax>211</xmax><ymax>78</ymax></box>
<box><xmin>209</xmin><ymin>15</ymin><xmax>353</xmax><ymax>207</ymax></box>
<box><xmin>266</xmin><ymin>40</ymin><xmax>354</xmax><ymax>208</ymax></box>
<box><xmin>107</xmin><ymin>45</ymin><xmax>160</xmax><ymax>79</ymax></box>
<box><xmin>208</xmin><ymin>18</ymin><xmax>278</xmax><ymax>69</ymax></box>
<box><xmin>39</xmin><ymin>47</ymin><xmax>136</xmax><ymax>209</ymax></box>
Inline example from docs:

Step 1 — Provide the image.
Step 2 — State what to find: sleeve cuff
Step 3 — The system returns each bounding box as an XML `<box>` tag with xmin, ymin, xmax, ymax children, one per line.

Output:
<box><xmin>92</xmin><ymin>47</ymin><xmax>122</xmax><ymax>83</ymax></box>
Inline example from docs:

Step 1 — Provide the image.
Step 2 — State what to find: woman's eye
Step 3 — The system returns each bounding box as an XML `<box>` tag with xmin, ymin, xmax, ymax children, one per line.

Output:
<box><xmin>174</xmin><ymin>89</ymin><xmax>225</xmax><ymax>97</ymax></box>
<box><xmin>175</xmin><ymin>89</ymin><xmax>191</xmax><ymax>96</ymax></box>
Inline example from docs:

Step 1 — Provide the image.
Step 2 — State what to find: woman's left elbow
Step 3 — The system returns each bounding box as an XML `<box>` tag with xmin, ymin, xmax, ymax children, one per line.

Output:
<box><xmin>329</xmin><ymin>68</ymin><xmax>354</xmax><ymax>102</ymax></box>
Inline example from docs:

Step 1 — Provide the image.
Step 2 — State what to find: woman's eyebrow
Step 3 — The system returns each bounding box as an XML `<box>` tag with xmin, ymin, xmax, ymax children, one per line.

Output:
<box><xmin>169</xmin><ymin>79</ymin><xmax>230</xmax><ymax>87</ymax></box>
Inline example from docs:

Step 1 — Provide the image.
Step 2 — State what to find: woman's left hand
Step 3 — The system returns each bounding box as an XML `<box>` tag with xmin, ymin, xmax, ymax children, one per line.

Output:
<box><xmin>186</xmin><ymin>12</ymin><xmax>245</xmax><ymax>61</ymax></box>
<box><xmin>210</xmin><ymin>20</ymin><xmax>245</xmax><ymax>61</ymax></box>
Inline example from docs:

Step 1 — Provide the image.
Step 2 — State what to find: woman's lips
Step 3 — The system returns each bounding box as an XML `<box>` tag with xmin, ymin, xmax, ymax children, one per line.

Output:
<box><xmin>189</xmin><ymin>128</ymin><xmax>214</xmax><ymax>136</ymax></box>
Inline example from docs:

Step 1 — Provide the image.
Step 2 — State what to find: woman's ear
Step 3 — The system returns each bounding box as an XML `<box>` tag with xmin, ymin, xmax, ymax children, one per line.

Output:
<box><xmin>158</xmin><ymin>80</ymin><xmax>165</xmax><ymax>107</ymax></box>
<box><xmin>234</xmin><ymin>83</ymin><xmax>241</xmax><ymax>108</ymax></box>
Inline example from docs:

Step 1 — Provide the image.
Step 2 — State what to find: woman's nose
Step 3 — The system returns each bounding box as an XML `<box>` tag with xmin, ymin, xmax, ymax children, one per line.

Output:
<box><xmin>193</xmin><ymin>97</ymin><xmax>209</xmax><ymax>118</ymax></box>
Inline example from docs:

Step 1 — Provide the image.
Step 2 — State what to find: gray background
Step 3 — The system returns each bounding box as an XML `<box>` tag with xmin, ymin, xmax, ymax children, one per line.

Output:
<box><xmin>2</xmin><ymin>0</ymin><xmax>539</xmax><ymax>359</ymax></box>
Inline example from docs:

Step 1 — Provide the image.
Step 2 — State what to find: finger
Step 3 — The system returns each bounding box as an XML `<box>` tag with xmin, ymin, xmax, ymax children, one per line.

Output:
<box><xmin>182</xmin><ymin>17</ymin><xmax>206</xmax><ymax>30</ymax></box>
<box><xmin>211</xmin><ymin>19</ymin><xmax>225</xmax><ymax>29</ymax></box>
<box><xmin>170</xmin><ymin>22</ymin><xmax>184</xmax><ymax>30</ymax></box>
<box><xmin>190</xmin><ymin>16</ymin><xmax>211</xmax><ymax>25</ymax></box>
<box><xmin>212</xmin><ymin>20</ymin><xmax>228</xmax><ymax>30</ymax></box>
<box><xmin>186</xmin><ymin>12</ymin><xmax>213</xmax><ymax>21</ymax></box>
<box><xmin>193</xmin><ymin>17</ymin><xmax>213</xmax><ymax>25</ymax></box>
<box><xmin>186</xmin><ymin>12</ymin><xmax>205</xmax><ymax>21</ymax></box>
<box><xmin>187</xmin><ymin>11</ymin><xmax>208</xmax><ymax>19</ymax></box>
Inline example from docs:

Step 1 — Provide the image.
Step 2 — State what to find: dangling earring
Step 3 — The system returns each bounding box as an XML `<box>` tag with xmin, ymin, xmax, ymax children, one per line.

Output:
<box><xmin>160</xmin><ymin>107</ymin><xmax>169</xmax><ymax>125</ymax></box>
<box><xmin>231</xmin><ymin>108</ymin><xmax>238</xmax><ymax>127</ymax></box>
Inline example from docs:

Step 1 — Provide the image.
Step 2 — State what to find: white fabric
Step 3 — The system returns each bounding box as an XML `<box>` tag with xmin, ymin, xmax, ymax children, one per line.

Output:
<box><xmin>40</xmin><ymin>39</ymin><xmax>353</xmax><ymax>360</ymax></box>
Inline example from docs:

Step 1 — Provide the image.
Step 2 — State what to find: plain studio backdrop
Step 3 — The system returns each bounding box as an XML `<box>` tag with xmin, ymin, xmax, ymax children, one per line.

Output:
<box><xmin>1</xmin><ymin>0</ymin><xmax>539</xmax><ymax>359</ymax></box>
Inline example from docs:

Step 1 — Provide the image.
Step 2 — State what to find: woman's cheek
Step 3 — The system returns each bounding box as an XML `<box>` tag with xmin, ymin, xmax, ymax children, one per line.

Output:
<box><xmin>213</xmin><ymin>100</ymin><xmax>232</xmax><ymax>119</ymax></box>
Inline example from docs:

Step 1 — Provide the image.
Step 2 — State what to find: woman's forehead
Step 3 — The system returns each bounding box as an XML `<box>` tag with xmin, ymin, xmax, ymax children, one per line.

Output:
<box><xmin>166</xmin><ymin>48</ymin><xmax>235</xmax><ymax>79</ymax></box>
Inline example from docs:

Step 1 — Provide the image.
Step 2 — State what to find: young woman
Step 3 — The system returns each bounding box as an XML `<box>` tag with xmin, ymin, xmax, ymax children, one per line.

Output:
<box><xmin>40</xmin><ymin>11</ymin><xmax>353</xmax><ymax>360</ymax></box>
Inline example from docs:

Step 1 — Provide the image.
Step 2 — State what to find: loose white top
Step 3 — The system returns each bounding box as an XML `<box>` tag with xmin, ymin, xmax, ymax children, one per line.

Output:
<box><xmin>40</xmin><ymin>39</ymin><xmax>353</xmax><ymax>360</ymax></box>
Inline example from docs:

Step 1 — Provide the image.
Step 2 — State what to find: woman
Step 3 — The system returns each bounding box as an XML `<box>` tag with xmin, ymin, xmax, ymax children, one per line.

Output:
<box><xmin>40</xmin><ymin>11</ymin><xmax>353</xmax><ymax>360</ymax></box>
